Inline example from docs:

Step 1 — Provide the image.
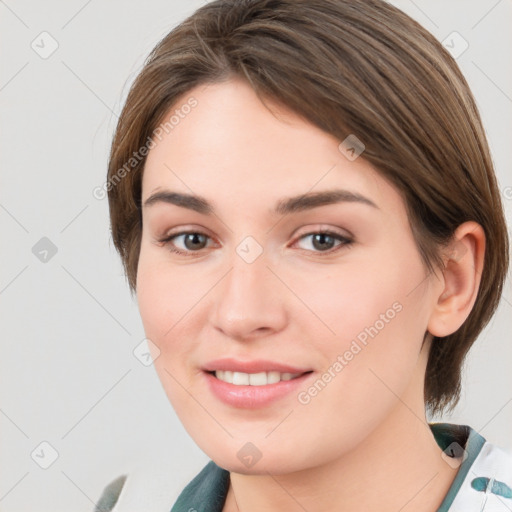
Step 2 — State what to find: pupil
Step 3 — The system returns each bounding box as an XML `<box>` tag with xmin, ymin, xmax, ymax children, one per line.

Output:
<box><xmin>313</xmin><ymin>233</ymin><xmax>334</xmax><ymax>250</ymax></box>
<box><xmin>186</xmin><ymin>233</ymin><xmax>205</xmax><ymax>250</ymax></box>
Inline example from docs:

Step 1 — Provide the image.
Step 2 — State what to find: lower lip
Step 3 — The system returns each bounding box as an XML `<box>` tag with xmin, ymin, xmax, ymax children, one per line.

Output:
<box><xmin>203</xmin><ymin>371</ymin><xmax>314</xmax><ymax>409</ymax></box>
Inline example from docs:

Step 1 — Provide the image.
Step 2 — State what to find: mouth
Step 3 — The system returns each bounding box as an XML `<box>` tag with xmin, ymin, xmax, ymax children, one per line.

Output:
<box><xmin>207</xmin><ymin>369</ymin><xmax>311</xmax><ymax>386</ymax></box>
<box><xmin>202</xmin><ymin>365</ymin><xmax>314</xmax><ymax>408</ymax></box>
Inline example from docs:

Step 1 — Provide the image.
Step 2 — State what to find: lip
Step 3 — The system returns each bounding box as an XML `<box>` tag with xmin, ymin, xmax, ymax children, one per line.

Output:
<box><xmin>202</xmin><ymin>358</ymin><xmax>314</xmax><ymax>409</ymax></box>
<box><xmin>202</xmin><ymin>358</ymin><xmax>311</xmax><ymax>374</ymax></box>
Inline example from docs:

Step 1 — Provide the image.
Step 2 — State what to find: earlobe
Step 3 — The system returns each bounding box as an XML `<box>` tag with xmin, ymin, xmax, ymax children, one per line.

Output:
<box><xmin>427</xmin><ymin>221</ymin><xmax>485</xmax><ymax>338</ymax></box>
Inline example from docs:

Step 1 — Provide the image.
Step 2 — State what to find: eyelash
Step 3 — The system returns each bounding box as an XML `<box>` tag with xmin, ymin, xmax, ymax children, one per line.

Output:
<box><xmin>157</xmin><ymin>230</ymin><xmax>353</xmax><ymax>257</ymax></box>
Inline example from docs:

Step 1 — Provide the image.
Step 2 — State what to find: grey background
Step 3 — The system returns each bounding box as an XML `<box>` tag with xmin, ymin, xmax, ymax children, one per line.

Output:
<box><xmin>1</xmin><ymin>1</ymin><xmax>511</xmax><ymax>510</ymax></box>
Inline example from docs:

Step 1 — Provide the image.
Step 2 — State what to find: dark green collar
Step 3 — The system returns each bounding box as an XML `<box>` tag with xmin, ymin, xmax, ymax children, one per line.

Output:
<box><xmin>430</xmin><ymin>422</ymin><xmax>486</xmax><ymax>511</ymax></box>
<box><xmin>170</xmin><ymin>423</ymin><xmax>486</xmax><ymax>512</ymax></box>
<box><xmin>170</xmin><ymin>458</ymin><xmax>229</xmax><ymax>512</ymax></box>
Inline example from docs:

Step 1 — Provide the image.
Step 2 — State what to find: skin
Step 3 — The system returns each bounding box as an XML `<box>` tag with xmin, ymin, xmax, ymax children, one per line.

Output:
<box><xmin>136</xmin><ymin>77</ymin><xmax>485</xmax><ymax>511</ymax></box>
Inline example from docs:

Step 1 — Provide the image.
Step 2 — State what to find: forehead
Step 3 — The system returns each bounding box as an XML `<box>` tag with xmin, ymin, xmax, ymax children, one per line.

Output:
<box><xmin>141</xmin><ymin>78</ymin><xmax>401</xmax><ymax>217</ymax></box>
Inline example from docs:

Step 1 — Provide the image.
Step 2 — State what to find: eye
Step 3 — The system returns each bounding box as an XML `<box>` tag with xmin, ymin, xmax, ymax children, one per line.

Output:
<box><xmin>157</xmin><ymin>229</ymin><xmax>353</xmax><ymax>256</ymax></box>
<box><xmin>293</xmin><ymin>231</ymin><xmax>353</xmax><ymax>253</ymax></box>
<box><xmin>158</xmin><ymin>231</ymin><xmax>213</xmax><ymax>256</ymax></box>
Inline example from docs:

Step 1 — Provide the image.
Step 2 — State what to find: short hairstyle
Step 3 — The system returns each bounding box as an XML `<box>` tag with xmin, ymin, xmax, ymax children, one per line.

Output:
<box><xmin>106</xmin><ymin>0</ymin><xmax>509</xmax><ymax>415</ymax></box>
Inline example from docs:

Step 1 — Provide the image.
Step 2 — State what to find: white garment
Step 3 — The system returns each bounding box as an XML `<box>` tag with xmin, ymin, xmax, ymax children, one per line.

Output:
<box><xmin>447</xmin><ymin>442</ymin><xmax>512</xmax><ymax>511</ymax></box>
<box><xmin>107</xmin><ymin>460</ymin><xmax>199</xmax><ymax>512</ymax></box>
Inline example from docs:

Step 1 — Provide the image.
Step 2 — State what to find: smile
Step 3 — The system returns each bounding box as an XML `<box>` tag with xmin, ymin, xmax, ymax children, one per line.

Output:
<box><xmin>213</xmin><ymin>370</ymin><xmax>303</xmax><ymax>386</ymax></box>
<box><xmin>203</xmin><ymin>369</ymin><xmax>314</xmax><ymax>408</ymax></box>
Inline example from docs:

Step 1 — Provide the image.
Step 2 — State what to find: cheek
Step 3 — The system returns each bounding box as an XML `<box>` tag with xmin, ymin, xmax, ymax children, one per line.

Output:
<box><xmin>289</xmin><ymin>248</ymin><xmax>424</xmax><ymax>349</ymax></box>
<box><xmin>136</xmin><ymin>248</ymin><xmax>195</xmax><ymax>392</ymax></box>
<box><xmin>293</xmin><ymin>245</ymin><xmax>430</xmax><ymax>403</ymax></box>
<box><xmin>136</xmin><ymin>257</ymin><xmax>170</xmax><ymax>341</ymax></box>
<box><xmin>136</xmin><ymin>255</ymin><xmax>199</xmax><ymax>412</ymax></box>
<box><xmin>136</xmin><ymin>244</ymin><xmax>219</xmax><ymax>392</ymax></box>
<box><xmin>136</xmin><ymin>244</ymin><xmax>203</xmax><ymax>340</ymax></box>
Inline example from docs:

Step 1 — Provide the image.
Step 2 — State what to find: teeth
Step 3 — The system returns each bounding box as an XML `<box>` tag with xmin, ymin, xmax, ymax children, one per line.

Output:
<box><xmin>214</xmin><ymin>370</ymin><xmax>301</xmax><ymax>385</ymax></box>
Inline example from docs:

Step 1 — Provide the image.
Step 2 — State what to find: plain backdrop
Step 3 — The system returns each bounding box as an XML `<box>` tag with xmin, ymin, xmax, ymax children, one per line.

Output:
<box><xmin>1</xmin><ymin>1</ymin><xmax>511</xmax><ymax>511</ymax></box>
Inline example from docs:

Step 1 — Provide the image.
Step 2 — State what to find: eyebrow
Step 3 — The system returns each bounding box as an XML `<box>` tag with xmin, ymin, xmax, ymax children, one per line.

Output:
<box><xmin>143</xmin><ymin>188</ymin><xmax>378</xmax><ymax>215</ymax></box>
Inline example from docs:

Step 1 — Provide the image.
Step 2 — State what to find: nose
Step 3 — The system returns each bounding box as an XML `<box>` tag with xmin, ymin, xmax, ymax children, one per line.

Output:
<box><xmin>211</xmin><ymin>245</ymin><xmax>288</xmax><ymax>340</ymax></box>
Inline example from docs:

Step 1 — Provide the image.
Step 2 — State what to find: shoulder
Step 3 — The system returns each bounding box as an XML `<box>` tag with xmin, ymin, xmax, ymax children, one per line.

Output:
<box><xmin>93</xmin><ymin>457</ymin><xmax>216</xmax><ymax>512</ymax></box>
<box><xmin>472</xmin><ymin>440</ymin><xmax>512</xmax><ymax>489</ymax></box>
<box><xmin>455</xmin><ymin>440</ymin><xmax>512</xmax><ymax>510</ymax></box>
<box><xmin>434</xmin><ymin>423</ymin><xmax>512</xmax><ymax>511</ymax></box>
<box><xmin>94</xmin><ymin>475</ymin><xmax>127</xmax><ymax>512</ymax></box>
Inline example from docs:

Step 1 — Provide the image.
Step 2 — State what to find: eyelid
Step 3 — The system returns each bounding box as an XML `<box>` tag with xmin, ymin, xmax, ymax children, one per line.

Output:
<box><xmin>291</xmin><ymin>224</ymin><xmax>354</xmax><ymax>241</ymax></box>
<box><xmin>158</xmin><ymin>224</ymin><xmax>214</xmax><ymax>241</ymax></box>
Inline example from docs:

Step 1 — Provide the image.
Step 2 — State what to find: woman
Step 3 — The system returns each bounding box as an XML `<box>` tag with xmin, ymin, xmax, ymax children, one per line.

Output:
<box><xmin>96</xmin><ymin>0</ymin><xmax>511</xmax><ymax>510</ymax></box>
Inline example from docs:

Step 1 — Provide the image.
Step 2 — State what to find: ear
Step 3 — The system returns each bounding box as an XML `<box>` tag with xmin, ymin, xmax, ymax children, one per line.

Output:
<box><xmin>427</xmin><ymin>221</ymin><xmax>486</xmax><ymax>338</ymax></box>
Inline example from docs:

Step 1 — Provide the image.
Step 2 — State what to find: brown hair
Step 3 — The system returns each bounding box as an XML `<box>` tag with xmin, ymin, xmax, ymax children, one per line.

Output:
<box><xmin>106</xmin><ymin>0</ymin><xmax>509</xmax><ymax>415</ymax></box>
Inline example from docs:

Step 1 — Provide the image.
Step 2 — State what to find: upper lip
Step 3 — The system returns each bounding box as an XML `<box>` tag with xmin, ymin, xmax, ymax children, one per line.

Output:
<box><xmin>202</xmin><ymin>358</ymin><xmax>312</xmax><ymax>374</ymax></box>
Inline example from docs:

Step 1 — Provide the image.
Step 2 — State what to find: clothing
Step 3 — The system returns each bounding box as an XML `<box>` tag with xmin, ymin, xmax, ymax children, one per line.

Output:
<box><xmin>95</xmin><ymin>423</ymin><xmax>512</xmax><ymax>512</ymax></box>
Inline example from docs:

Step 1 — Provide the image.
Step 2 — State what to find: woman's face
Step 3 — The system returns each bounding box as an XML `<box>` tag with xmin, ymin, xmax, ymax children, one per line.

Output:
<box><xmin>137</xmin><ymin>77</ymin><xmax>443</xmax><ymax>474</ymax></box>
